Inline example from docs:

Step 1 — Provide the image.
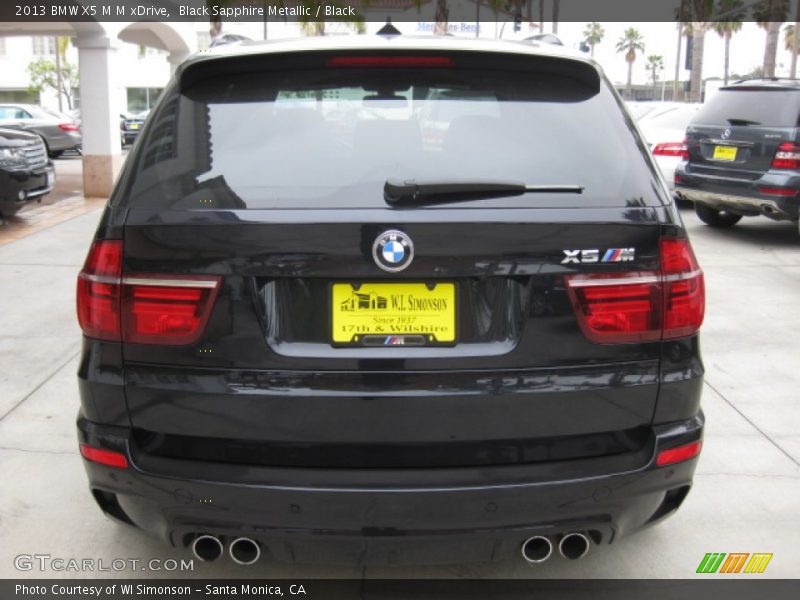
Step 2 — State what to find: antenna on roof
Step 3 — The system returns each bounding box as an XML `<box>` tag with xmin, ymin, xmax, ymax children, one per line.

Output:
<box><xmin>377</xmin><ymin>18</ymin><xmax>401</xmax><ymax>37</ymax></box>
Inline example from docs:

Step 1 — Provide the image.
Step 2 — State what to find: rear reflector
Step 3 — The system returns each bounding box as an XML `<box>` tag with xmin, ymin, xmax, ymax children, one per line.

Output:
<box><xmin>80</xmin><ymin>444</ymin><xmax>128</xmax><ymax>468</ymax></box>
<box><xmin>758</xmin><ymin>187</ymin><xmax>797</xmax><ymax>197</ymax></box>
<box><xmin>771</xmin><ymin>142</ymin><xmax>800</xmax><ymax>170</ymax></box>
<box><xmin>656</xmin><ymin>440</ymin><xmax>702</xmax><ymax>467</ymax></box>
<box><xmin>566</xmin><ymin>238</ymin><xmax>704</xmax><ymax>343</ymax></box>
<box><xmin>652</xmin><ymin>140</ymin><xmax>688</xmax><ymax>159</ymax></box>
<box><xmin>58</xmin><ymin>123</ymin><xmax>80</xmax><ymax>132</ymax></box>
<box><xmin>77</xmin><ymin>241</ymin><xmax>221</xmax><ymax>345</ymax></box>
<box><xmin>327</xmin><ymin>56</ymin><xmax>454</xmax><ymax>68</ymax></box>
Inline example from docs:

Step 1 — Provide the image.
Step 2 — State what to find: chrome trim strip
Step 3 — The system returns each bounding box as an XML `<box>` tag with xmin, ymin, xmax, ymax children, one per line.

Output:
<box><xmin>79</xmin><ymin>273</ymin><xmax>119</xmax><ymax>285</ymax></box>
<box><xmin>568</xmin><ymin>270</ymin><xmax>702</xmax><ymax>287</ymax></box>
<box><xmin>567</xmin><ymin>275</ymin><xmax>661</xmax><ymax>287</ymax></box>
<box><xmin>663</xmin><ymin>269</ymin><xmax>703</xmax><ymax>283</ymax></box>
<box><xmin>121</xmin><ymin>277</ymin><xmax>218</xmax><ymax>288</ymax></box>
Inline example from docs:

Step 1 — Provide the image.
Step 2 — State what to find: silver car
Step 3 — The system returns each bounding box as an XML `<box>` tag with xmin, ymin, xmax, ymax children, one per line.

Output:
<box><xmin>636</xmin><ymin>103</ymin><xmax>702</xmax><ymax>191</ymax></box>
<box><xmin>0</xmin><ymin>103</ymin><xmax>82</xmax><ymax>158</ymax></box>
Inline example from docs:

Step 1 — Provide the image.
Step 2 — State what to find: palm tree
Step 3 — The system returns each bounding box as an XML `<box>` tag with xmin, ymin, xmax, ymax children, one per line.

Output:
<box><xmin>434</xmin><ymin>0</ymin><xmax>450</xmax><ymax>35</ymax></box>
<box><xmin>677</xmin><ymin>0</ymin><xmax>715</xmax><ymax>102</ymax></box>
<box><xmin>646</xmin><ymin>55</ymin><xmax>665</xmax><ymax>98</ymax></box>
<box><xmin>785</xmin><ymin>23</ymin><xmax>799</xmax><ymax>78</ymax></box>
<box><xmin>712</xmin><ymin>0</ymin><xmax>745</xmax><ymax>85</ymax></box>
<box><xmin>583</xmin><ymin>22</ymin><xmax>605</xmax><ymax>57</ymax></box>
<box><xmin>616</xmin><ymin>28</ymin><xmax>645</xmax><ymax>99</ymax></box>
<box><xmin>753</xmin><ymin>0</ymin><xmax>790</xmax><ymax>78</ymax></box>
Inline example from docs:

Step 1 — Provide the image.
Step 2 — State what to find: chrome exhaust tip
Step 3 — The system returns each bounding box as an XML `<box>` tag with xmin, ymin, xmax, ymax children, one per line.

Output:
<box><xmin>558</xmin><ymin>532</ymin><xmax>590</xmax><ymax>560</ymax></box>
<box><xmin>191</xmin><ymin>534</ymin><xmax>224</xmax><ymax>562</ymax></box>
<box><xmin>229</xmin><ymin>537</ymin><xmax>261</xmax><ymax>565</ymax></box>
<box><xmin>521</xmin><ymin>535</ymin><xmax>553</xmax><ymax>564</ymax></box>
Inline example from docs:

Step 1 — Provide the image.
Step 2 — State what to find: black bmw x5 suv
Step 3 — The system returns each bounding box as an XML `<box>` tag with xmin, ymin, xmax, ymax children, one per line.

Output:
<box><xmin>76</xmin><ymin>37</ymin><xmax>705</xmax><ymax>567</ymax></box>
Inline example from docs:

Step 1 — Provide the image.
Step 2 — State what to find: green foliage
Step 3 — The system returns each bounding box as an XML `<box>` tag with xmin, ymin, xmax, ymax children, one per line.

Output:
<box><xmin>646</xmin><ymin>54</ymin><xmax>665</xmax><ymax>84</ymax></box>
<box><xmin>752</xmin><ymin>0</ymin><xmax>789</xmax><ymax>25</ymax></box>
<box><xmin>785</xmin><ymin>23</ymin><xmax>797</xmax><ymax>51</ymax></box>
<box><xmin>26</xmin><ymin>58</ymin><xmax>78</xmax><ymax>109</ymax></box>
<box><xmin>583</xmin><ymin>22</ymin><xmax>605</xmax><ymax>56</ymax></box>
<box><xmin>616</xmin><ymin>27</ymin><xmax>645</xmax><ymax>64</ymax></box>
<box><xmin>712</xmin><ymin>0</ymin><xmax>745</xmax><ymax>36</ymax></box>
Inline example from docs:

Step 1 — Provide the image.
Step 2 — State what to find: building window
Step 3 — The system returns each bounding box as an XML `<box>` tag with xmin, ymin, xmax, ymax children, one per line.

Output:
<box><xmin>127</xmin><ymin>87</ymin><xmax>163</xmax><ymax>114</ymax></box>
<box><xmin>32</xmin><ymin>36</ymin><xmax>56</xmax><ymax>56</ymax></box>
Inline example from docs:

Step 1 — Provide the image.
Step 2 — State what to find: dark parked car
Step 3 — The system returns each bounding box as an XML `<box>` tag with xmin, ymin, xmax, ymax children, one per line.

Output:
<box><xmin>676</xmin><ymin>79</ymin><xmax>800</xmax><ymax>234</ymax></box>
<box><xmin>120</xmin><ymin>111</ymin><xmax>148</xmax><ymax>146</ymax></box>
<box><xmin>0</xmin><ymin>103</ymin><xmax>82</xmax><ymax>158</ymax></box>
<box><xmin>76</xmin><ymin>37</ymin><xmax>705</xmax><ymax>567</ymax></box>
<box><xmin>0</xmin><ymin>127</ymin><xmax>55</xmax><ymax>217</ymax></box>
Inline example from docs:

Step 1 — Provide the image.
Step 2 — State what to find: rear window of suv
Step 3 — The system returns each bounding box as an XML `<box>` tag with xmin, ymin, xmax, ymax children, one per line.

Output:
<box><xmin>692</xmin><ymin>87</ymin><xmax>800</xmax><ymax>128</ymax></box>
<box><xmin>121</xmin><ymin>51</ymin><xmax>663</xmax><ymax>210</ymax></box>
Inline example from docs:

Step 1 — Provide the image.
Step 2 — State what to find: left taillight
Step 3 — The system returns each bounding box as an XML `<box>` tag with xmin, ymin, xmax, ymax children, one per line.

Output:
<box><xmin>77</xmin><ymin>240</ymin><xmax>220</xmax><ymax>345</ymax></box>
<box><xmin>565</xmin><ymin>237</ymin><xmax>704</xmax><ymax>344</ymax></box>
<box><xmin>77</xmin><ymin>240</ymin><xmax>123</xmax><ymax>341</ymax></box>
<box><xmin>652</xmin><ymin>140</ymin><xmax>688</xmax><ymax>159</ymax></box>
<box><xmin>58</xmin><ymin>123</ymin><xmax>80</xmax><ymax>132</ymax></box>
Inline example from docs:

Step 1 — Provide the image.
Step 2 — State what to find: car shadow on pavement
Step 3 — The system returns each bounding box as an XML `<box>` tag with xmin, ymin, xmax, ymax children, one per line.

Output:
<box><xmin>678</xmin><ymin>205</ymin><xmax>798</xmax><ymax>247</ymax></box>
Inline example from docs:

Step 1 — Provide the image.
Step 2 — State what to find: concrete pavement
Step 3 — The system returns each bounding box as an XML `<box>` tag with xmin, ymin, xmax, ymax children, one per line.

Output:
<box><xmin>0</xmin><ymin>205</ymin><xmax>798</xmax><ymax>579</ymax></box>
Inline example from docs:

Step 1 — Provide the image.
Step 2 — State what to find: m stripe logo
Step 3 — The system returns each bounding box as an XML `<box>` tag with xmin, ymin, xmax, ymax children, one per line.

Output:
<box><xmin>696</xmin><ymin>552</ymin><xmax>772</xmax><ymax>574</ymax></box>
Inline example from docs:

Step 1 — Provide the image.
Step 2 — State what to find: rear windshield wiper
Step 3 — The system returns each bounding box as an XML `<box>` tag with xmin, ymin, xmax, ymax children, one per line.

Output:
<box><xmin>726</xmin><ymin>118</ymin><xmax>760</xmax><ymax>126</ymax></box>
<box><xmin>384</xmin><ymin>179</ymin><xmax>584</xmax><ymax>206</ymax></box>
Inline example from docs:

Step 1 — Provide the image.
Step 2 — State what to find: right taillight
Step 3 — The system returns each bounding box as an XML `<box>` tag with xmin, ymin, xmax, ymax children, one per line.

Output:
<box><xmin>77</xmin><ymin>241</ymin><xmax>220</xmax><ymax>345</ymax></box>
<box><xmin>771</xmin><ymin>141</ymin><xmax>800</xmax><ymax>170</ymax></box>
<box><xmin>120</xmin><ymin>275</ymin><xmax>220</xmax><ymax>345</ymax></box>
<box><xmin>660</xmin><ymin>238</ymin><xmax>705</xmax><ymax>339</ymax></box>
<box><xmin>565</xmin><ymin>237</ymin><xmax>704</xmax><ymax>344</ymax></box>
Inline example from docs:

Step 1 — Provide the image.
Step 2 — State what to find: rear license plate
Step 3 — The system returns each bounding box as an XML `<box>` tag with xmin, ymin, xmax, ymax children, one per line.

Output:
<box><xmin>713</xmin><ymin>145</ymin><xmax>737</xmax><ymax>161</ymax></box>
<box><xmin>129</xmin><ymin>123</ymin><xmax>139</xmax><ymax>130</ymax></box>
<box><xmin>331</xmin><ymin>282</ymin><xmax>456</xmax><ymax>345</ymax></box>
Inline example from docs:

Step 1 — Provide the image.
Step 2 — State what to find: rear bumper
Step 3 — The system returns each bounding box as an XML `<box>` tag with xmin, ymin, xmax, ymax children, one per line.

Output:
<box><xmin>48</xmin><ymin>131</ymin><xmax>82</xmax><ymax>152</ymax></box>
<box><xmin>675</xmin><ymin>165</ymin><xmax>799</xmax><ymax>220</ymax></box>
<box><xmin>78</xmin><ymin>413</ymin><xmax>703</xmax><ymax>565</ymax></box>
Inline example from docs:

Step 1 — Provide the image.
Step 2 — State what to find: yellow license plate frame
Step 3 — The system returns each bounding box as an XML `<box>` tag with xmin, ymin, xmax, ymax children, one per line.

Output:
<box><xmin>331</xmin><ymin>282</ymin><xmax>456</xmax><ymax>345</ymax></box>
<box><xmin>713</xmin><ymin>145</ymin><xmax>737</xmax><ymax>161</ymax></box>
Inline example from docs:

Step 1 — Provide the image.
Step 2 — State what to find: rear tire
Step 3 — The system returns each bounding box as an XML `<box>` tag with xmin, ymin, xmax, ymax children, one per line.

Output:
<box><xmin>48</xmin><ymin>150</ymin><xmax>63</xmax><ymax>159</ymax></box>
<box><xmin>694</xmin><ymin>204</ymin><xmax>742</xmax><ymax>228</ymax></box>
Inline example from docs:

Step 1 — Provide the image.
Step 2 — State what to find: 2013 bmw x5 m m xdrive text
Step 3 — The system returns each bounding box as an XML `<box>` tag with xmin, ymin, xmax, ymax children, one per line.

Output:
<box><xmin>76</xmin><ymin>37</ymin><xmax>705</xmax><ymax>566</ymax></box>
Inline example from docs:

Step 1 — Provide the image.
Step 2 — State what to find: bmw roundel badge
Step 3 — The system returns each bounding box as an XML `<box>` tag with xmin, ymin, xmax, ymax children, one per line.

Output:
<box><xmin>373</xmin><ymin>230</ymin><xmax>414</xmax><ymax>273</ymax></box>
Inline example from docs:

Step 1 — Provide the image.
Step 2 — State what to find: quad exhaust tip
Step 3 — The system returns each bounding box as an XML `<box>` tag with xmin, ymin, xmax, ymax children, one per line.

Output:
<box><xmin>521</xmin><ymin>535</ymin><xmax>553</xmax><ymax>564</ymax></box>
<box><xmin>229</xmin><ymin>537</ymin><xmax>261</xmax><ymax>565</ymax></box>
<box><xmin>191</xmin><ymin>535</ymin><xmax>224</xmax><ymax>562</ymax></box>
<box><xmin>558</xmin><ymin>532</ymin><xmax>590</xmax><ymax>560</ymax></box>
